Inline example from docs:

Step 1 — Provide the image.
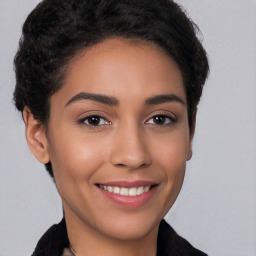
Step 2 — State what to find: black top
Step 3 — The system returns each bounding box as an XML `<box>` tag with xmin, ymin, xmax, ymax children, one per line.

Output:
<box><xmin>32</xmin><ymin>218</ymin><xmax>207</xmax><ymax>256</ymax></box>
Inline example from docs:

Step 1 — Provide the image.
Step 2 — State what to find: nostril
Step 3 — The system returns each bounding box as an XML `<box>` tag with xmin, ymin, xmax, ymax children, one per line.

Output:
<box><xmin>117</xmin><ymin>163</ymin><xmax>126</xmax><ymax>167</ymax></box>
<box><xmin>110</xmin><ymin>133</ymin><xmax>151</xmax><ymax>169</ymax></box>
<box><xmin>115</xmin><ymin>162</ymin><xmax>150</xmax><ymax>170</ymax></box>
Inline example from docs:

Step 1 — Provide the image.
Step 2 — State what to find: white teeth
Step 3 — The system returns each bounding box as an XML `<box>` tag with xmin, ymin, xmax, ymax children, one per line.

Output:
<box><xmin>113</xmin><ymin>186</ymin><xmax>120</xmax><ymax>194</ymax></box>
<box><xmin>144</xmin><ymin>186</ymin><xmax>150</xmax><ymax>192</ymax></box>
<box><xmin>99</xmin><ymin>185</ymin><xmax>153</xmax><ymax>196</ymax></box>
<box><xmin>137</xmin><ymin>186</ymin><xmax>144</xmax><ymax>195</ymax></box>
<box><xmin>128</xmin><ymin>187</ymin><xmax>137</xmax><ymax>196</ymax></box>
<box><xmin>120</xmin><ymin>187</ymin><xmax>129</xmax><ymax>196</ymax></box>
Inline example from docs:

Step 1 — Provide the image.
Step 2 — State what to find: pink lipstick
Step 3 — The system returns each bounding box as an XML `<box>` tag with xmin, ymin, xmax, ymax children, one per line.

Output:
<box><xmin>96</xmin><ymin>180</ymin><xmax>158</xmax><ymax>208</ymax></box>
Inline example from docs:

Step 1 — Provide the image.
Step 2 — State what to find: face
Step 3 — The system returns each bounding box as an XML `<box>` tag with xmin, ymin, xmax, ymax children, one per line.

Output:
<box><xmin>43</xmin><ymin>38</ymin><xmax>192</xmax><ymax>241</ymax></box>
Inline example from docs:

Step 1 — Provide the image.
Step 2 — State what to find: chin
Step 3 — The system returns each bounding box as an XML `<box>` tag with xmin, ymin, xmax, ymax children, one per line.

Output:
<box><xmin>93</xmin><ymin>212</ymin><xmax>162</xmax><ymax>241</ymax></box>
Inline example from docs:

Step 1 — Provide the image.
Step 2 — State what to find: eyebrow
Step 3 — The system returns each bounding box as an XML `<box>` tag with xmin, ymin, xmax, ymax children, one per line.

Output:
<box><xmin>145</xmin><ymin>94</ymin><xmax>185</xmax><ymax>105</ymax></box>
<box><xmin>65</xmin><ymin>92</ymin><xmax>119</xmax><ymax>107</ymax></box>
<box><xmin>65</xmin><ymin>92</ymin><xmax>185</xmax><ymax>108</ymax></box>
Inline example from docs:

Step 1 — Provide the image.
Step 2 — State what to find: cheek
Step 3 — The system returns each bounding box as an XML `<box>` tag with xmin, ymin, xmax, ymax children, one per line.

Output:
<box><xmin>47</xmin><ymin>130</ymin><xmax>109</xmax><ymax>185</ymax></box>
<box><xmin>153</xmin><ymin>127</ymin><xmax>189</xmax><ymax>169</ymax></box>
<box><xmin>159</xmin><ymin>143</ymin><xmax>187</xmax><ymax>183</ymax></box>
<box><xmin>152</xmin><ymin>129</ymin><xmax>189</xmax><ymax>192</ymax></box>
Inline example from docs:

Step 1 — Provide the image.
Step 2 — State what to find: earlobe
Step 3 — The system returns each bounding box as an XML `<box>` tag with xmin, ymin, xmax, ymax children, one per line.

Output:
<box><xmin>23</xmin><ymin>107</ymin><xmax>50</xmax><ymax>164</ymax></box>
<box><xmin>187</xmin><ymin>150</ymin><xmax>193</xmax><ymax>161</ymax></box>
<box><xmin>187</xmin><ymin>114</ymin><xmax>196</xmax><ymax>161</ymax></box>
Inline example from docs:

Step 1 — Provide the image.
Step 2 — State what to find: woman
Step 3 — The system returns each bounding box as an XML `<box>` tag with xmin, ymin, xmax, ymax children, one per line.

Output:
<box><xmin>13</xmin><ymin>0</ymin><xmax>209</xmax><ymax>255</ymax></box>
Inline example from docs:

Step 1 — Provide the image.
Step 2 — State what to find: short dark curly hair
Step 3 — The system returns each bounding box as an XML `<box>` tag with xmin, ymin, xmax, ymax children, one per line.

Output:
<box><xmin>14</xmin><ymin>0</ymin><xmax>209</xmax><ymax>177</ymax></box>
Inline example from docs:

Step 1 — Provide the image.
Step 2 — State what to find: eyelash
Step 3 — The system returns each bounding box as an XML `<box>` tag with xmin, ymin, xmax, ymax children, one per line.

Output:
<box><xmin>77</xmin><ymin>114</ymin><xmax>176</xmax><ymax>129</ymax></box>
<box><xmin>146</xmin><ymin>114</ymin><xmax>176</xmax><ymax>126</ymax></box>
<box><xmin>77</xmin><ymin>115</ymin><xmax>111</xmax><ymax>129</ymax></box>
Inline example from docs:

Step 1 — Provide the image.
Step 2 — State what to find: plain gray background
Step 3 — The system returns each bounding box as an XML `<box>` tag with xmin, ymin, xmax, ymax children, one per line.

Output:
<box><xmin>0</xmin><ymin>1</ymin><xmax>256</xmax><ymax>256</ymax></box>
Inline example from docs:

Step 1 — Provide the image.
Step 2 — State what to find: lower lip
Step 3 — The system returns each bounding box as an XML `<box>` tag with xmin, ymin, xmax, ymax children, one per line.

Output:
<box><xmin>97</xmin><ymin>186</ymin><xmax>158</xmax><ymax>208</ymax></box>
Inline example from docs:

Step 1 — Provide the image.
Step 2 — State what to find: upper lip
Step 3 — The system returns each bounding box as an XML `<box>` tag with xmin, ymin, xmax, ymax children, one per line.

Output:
<box><xmin>96</xmin><ymin>180</ymin><xmax>158</xmax><ymax>188</ymax></box>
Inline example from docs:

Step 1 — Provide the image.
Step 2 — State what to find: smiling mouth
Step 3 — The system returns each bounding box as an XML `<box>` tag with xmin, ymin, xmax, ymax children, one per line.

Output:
<box><xmin>97</xmin><ymin>184</ymin><xmax>157</xmax><ymax>197</ymax></box>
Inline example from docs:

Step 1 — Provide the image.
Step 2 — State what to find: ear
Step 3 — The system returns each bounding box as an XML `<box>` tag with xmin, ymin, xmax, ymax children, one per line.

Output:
<box><xmin>187</xmin><ymin>114</ymin><xmax>196</xmax><ymax>161</ymax></box>
<box><xmin>23</xmin><ymin>107</ymin><xmax>50</xmax><ymax>164</ymax></box>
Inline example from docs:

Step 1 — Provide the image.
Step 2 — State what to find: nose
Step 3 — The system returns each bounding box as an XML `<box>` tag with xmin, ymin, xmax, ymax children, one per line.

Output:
<box><xmin>110</xmin><ymin>123</ymin><xmax>151</xmax><ymax>170</ymax></box>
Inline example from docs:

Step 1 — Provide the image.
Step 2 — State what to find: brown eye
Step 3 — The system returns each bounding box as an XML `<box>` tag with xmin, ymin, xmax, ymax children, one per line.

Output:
<box><xmin>79</xmin><ymin>115</ymin><xmax>111</xmax><ymax>127</ymax></box>
<box><xmin>153</xmin><ymin>115</ymin><xmax>167</xmax><ymax>125</ymax></box>
<box><xmin>87</xmin><ymin>116</ymin><xmax>101</xmax><ymax>126</ymax></box>
<box><xmin>146</xmin><ymin>114</ymin><xmax>174</xmax><ymax>126</ymax></box>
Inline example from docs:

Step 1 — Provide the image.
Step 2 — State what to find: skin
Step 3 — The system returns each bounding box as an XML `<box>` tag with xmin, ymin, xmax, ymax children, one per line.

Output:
<box><xmin>24</xmin><ymin>38</ymin><xmax>194</xmax><ymax>256</ymax></box>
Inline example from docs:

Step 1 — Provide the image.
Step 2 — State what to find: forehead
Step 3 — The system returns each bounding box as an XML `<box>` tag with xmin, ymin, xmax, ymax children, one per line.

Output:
<box><xmin>52</xmin><ymin>37</ymin><xmax>185</xmax><ymax>107</ymax></box>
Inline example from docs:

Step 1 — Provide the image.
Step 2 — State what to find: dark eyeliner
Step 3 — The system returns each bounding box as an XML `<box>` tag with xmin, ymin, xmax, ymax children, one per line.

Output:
<box><xmin>147</xmin><ymin>113</ymin><xmax>177</xmax><ymax>126</ymax></box>
<box><xmin>76</xmin><ymin>114</ymin><xmax>111</xmax><ymax>129</ymax></box>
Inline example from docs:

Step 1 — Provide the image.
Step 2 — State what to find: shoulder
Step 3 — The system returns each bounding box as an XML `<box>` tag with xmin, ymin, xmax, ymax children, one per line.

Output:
<box><xmin>32</xmin><ymin>218</ymin><xmax>68</xmax><ymax>256</ymax></box>
<box><xmin>157</xmin><ymin>219</ymin><xmax>208</xmax><ymax>256</ymax></box>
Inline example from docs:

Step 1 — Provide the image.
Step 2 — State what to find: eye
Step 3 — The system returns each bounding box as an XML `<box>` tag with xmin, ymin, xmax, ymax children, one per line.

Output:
<box><xmin>78</xmin><ymin>115</ymin><xmax>111</xmax><ymax>128</ymax></box>
<box><xmin>146</xmin><ymin>114</ymin><xmax>175</xmax><ymax>126</ymax></box>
